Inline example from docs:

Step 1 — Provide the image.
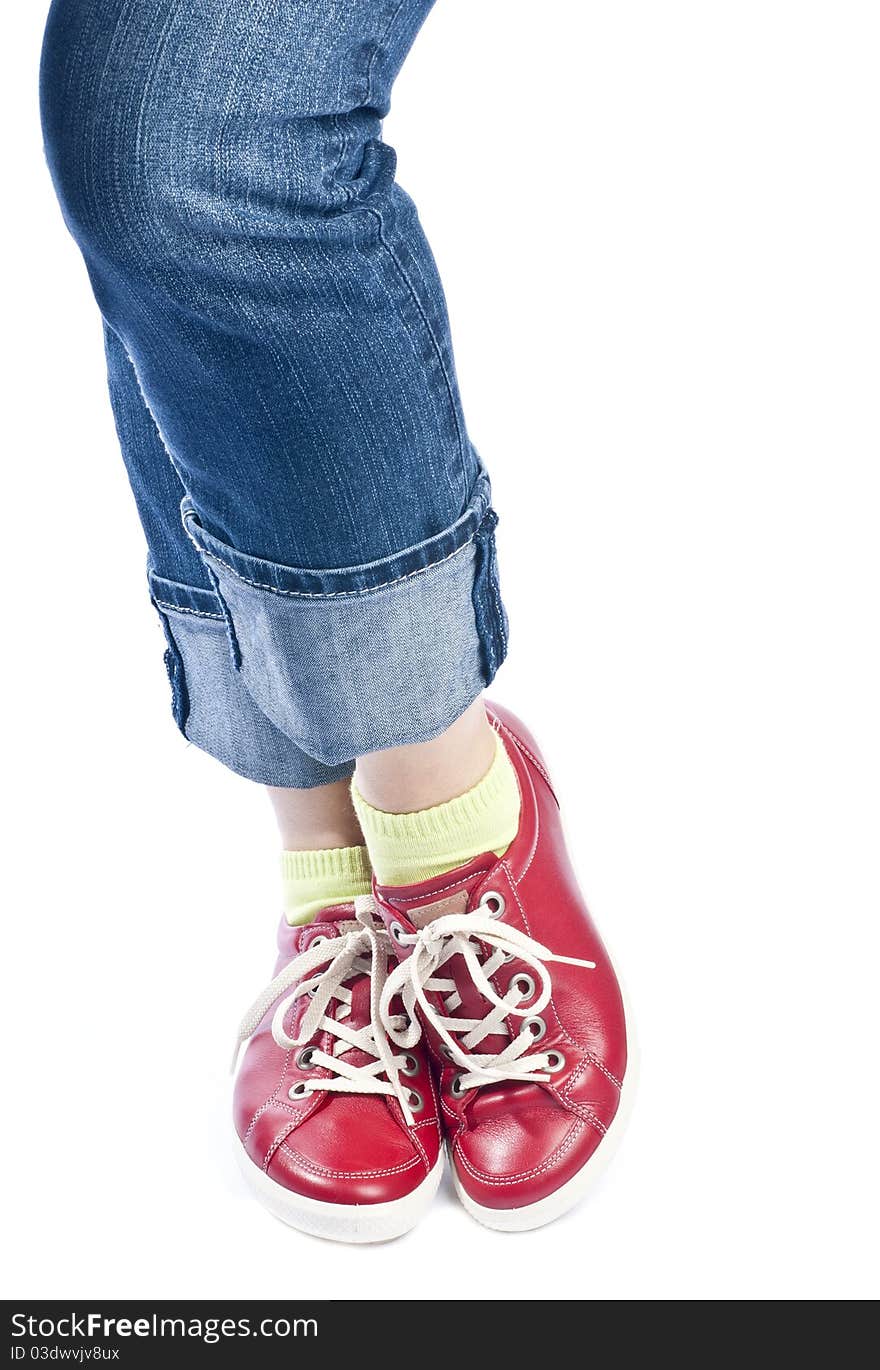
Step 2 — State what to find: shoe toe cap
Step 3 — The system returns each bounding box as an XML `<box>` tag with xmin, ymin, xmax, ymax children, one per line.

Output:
<box><xmin>261</xmin><ymin>1096</ymin><xmax>433</xmax><ymax>1206</ymax></box>
<box><xmin>452</xmin><ymin>1088</ymin><xmax>604</xmax><ymax>1210</ymax></box>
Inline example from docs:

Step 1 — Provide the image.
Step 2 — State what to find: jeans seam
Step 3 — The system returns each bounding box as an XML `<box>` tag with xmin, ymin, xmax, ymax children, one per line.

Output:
<box><xmin>335</xmin><ymin>0</ymin><xmax>469</xmax><ymax>499</ymax></box>
<box><xmin>153</xmin><ymin>598</ymin><xmax>225</xmax><ymax>622</ymax></box>
<box><xmin>363</xmin><ymin>202</ymin><xmax>469</xmax><ymax>499</ymax></box>
<box><xmin>196</xmin><ymin>531</ymin><xmax>476</xmax><ymax>601</ymax></box>
<box><xmin>364</xmin><ymin>1</ymin><xmax>408</xmax><ymax>107</ymax></box>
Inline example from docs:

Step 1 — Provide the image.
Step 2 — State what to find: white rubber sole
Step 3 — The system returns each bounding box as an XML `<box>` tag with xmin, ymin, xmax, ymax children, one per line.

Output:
<box><xmin>451</xmin><ymin>976</ymin><xmax>639</xmax><ymax>1234</ymax></box>
<box><xmin>236</xmin><ymin>1143</ymin><xmax>444</xmax><ymax>1244</ymax></box>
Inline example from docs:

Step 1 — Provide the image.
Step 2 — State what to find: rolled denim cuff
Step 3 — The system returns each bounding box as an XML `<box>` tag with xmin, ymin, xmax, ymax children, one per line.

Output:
<box><xmin>178</xmin><ymin>469</ymin><xmax>508</xmax><ymax>770</ymax></box>
<box><xmin>149</xmin><ymin>573</ymin><xmax>355</xmax><ymax>788</ymax></box>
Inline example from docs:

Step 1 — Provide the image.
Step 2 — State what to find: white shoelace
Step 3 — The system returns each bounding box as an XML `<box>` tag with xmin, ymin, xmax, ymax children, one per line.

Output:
<box><xmin>234</xmin><ymin>908</ymin><xmax>422</xmax><ymax>1124</ymax></box>
<box><xmin>376</xmin><ymin>891</ymin><xmax>596</xmax><ymax>1093</ymax></box>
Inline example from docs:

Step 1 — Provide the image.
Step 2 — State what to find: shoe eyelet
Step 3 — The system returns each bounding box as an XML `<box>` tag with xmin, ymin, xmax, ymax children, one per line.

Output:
<box><xmin>288</xmin><ymin>1081</ymin><xmax>309</xmax><ymax>1099</ymax></box>
<box><xmin>307</xmin><ymin>978</ymin><xmax>321</xmax><ymax>997</ymax></box>
<box><xmin>546</xmin><ymin>1050</ymin><xmax>566</xmax><ymax>1074</ymax></box>
<box><xmin>524</xmin><ymin>1016</ymin><xmax>547</xmax><ymax>1042</ymax></box>
<box><xmin>511</xmin><ymin>972</ymin><xmax>536</xmax><ymax>1002</ymax></box>
<box><xmin>407</xmin><ymin>1089</ymin><xmax>424</xmax><ymax>1113</ymax></box>
<box><xmin>450</xmin><ymin>1073</ymin><xmax>467</xmax><ymax>1098</ymax></box>
<box><xmin>400</xmin><ymin>1053</ymin><xmax>419</xmax><ymax>1077</ymax></box>
<box><xmin>296</xmin><ymin>1047</ymin><xmax>316</xmax><ymax>1070</ymax></box>
<box><xmin>389</xmin><ymin>920</ymin><xmax>408</xmax><ymax>946</ymax></box>
<box><xmin>500</xmin><ymin>950</ymin><xmax>515</xmax><ymax>963</ymax></box>
<box><xmin>479</xmin><ymin>891</ymin><xmax>506</xmax><ymax>919</ymax></box>
<box><xmin>309</xmin><ymin>934</ymin><xmax>328</xmax><ymax>949</ymax></box>
<box><xmin>440</xmin><ymin>1044</ymin><xmax>455</xmax><ymax>1061</ymax></box>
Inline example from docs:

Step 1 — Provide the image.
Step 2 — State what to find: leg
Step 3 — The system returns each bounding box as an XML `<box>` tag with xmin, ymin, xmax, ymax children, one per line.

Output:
<box><xmin>41</xmin><ymin>0</ymin><xmax>480</xmax><ymax>1242</ymax></box>
<box><xmin>103</xmin><ymin>323</ymin><xmax>354</xmax><ymax>789</ymax></box>
<box><xmin>42</xmin><ymin>0</ymin><xmax>629</xmax><ymax>1242</ymax></box>
<box><xmin>268</xmin><ymin>780</ymin><xmax>363</xmax><ymax>853</ymax></box>
<box><xmin>108</xmin><ymin>322</ymin><xmax>367</xmax><ymax>919</ymax></box>
<box><xmin>41</xmin><ymin>0</ymin><xmax>507</xmax><ymax>775</ymax></box>
<box><xmin>354</xmin><ymin>697</ymin><xmax>497</xmax><ymax>813</ymax></box>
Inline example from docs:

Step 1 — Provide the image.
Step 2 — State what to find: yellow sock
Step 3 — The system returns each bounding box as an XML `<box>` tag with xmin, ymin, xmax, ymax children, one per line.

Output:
<box><xmin>282</xmin><ymin>845</ymin><xmax>372</xmax><ymax>925</ymax></box>
<box><xmin>351</xmin><ymin>734</ymin><xmax>520</xmax><ymax>886</ymax></box>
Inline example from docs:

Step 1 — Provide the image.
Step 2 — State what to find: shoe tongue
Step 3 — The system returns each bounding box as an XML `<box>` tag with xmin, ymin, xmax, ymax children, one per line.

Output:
<box><xmin>340</xmin><ymin>971</ymin><xmax>372</xmax><ymax>1035</ymax></box>
<box><xmin>313</xmin><ymin>905</ymin><xmax>376</xmax><ymax>1070</ymax></box>
<box><xmin>376</xmin><ymin>853</ymin><xmax>497</xmax><ymax>928</ymax></box>
<box><xmin>312</xmin><ymin>902</ymin><xmax>361</xmax><ymax>934</ymax></box>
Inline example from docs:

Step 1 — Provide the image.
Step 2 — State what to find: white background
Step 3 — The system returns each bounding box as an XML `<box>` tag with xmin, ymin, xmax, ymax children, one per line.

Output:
<box><xmin>2</xmin><ymin>2</ymin><xmax>878</xmax><ymax>1300</ymax></box>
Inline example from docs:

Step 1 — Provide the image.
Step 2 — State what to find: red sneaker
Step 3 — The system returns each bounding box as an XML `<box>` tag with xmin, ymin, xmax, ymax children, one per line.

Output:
<box><xmin>372</xmin><ymin>705</ymin><xmax>633</xmax><ymax>1232</ymax></box>
<box><xmin>233</xmin><ymin>902</ymin><xmax>443</xmax><ymax>1242</ymax></box>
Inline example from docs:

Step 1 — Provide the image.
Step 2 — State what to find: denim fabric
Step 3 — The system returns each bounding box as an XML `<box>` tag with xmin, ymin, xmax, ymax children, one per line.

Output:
<box><xmin>151</xmin><ymin>575</ymin><xmax>354</xmax><ymax>786</ymax></box>
<box><xmin>40</xmin><ymin>0</ymin><xmax>508</xmax><ymax>784</ymax></box>
<box><xmin>107</xmin><ymin>326</ymin><xmax>355</xmax><ymax>785</ymax></box>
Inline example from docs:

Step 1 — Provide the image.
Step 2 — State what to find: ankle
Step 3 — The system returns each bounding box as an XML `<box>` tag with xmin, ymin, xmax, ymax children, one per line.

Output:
<box><xmin>267</xmin><ymin>777</ymin><xmax>363</xmax><ymax>851</ymax></box>
<box><xmin>352</xmin><ymin>731</ymin><xmax>520</xmax><ymax>887</ymax></box>
<box><xmin>354</xmin><ymin>698</ymin><xmax>496</xmax><ymax>814</ymax></box>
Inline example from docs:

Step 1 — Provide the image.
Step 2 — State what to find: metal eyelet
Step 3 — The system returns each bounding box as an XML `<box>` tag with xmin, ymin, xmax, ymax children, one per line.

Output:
<box><xmin>451</xmin><ymin>1073</ymin><xmax>466</xmax><ymax>1098</ymax></box>
<box><xmin>288</xmin><ymin>1081</ymin><xmax>309</xmax><ymax>1099</ymax></box>
<box><xmin>407</xmin><ymin>1089</ymin><xmax>424</xmax><ymax>1113</ymax></box>
<box><xmin>546</xmin><ymin>1050</ymin><xmax>566</xmax><ymax>1074</ymax></box>
<box><xmin>479</xmin><ymin>891</ymin><xmax>506</xmax><ymax>919</ymax></box>
<box><xmin>309</xmin><ymin>934</ymin><xmax>328</xmax><ymax>949</ymax></box>
<box><xmin>500</xmin><ymin>950</ymin><xmax>515</xmax><ymax>964</ymax></box>
<box><xmin>511</xmin><ymin>973</ymin><xmax>536</xmax><ymax>1002</ymax></box>
<box><xmin>389</xmin><ymin>920</ymin><xmax>408</xmax><ymax>946</ymax></box>
<box><xmin>296</xmin><ymin>1047</ymin><xmax>316</xmax><ymax>1070</ymax></box>
<box><xmin>307</xmin><ymin>979</ymin><xmax>321</xmax><ymax>997</ymax></box>
<box><xmin>523</xmin><ymin>1016</ymin><xmax>547</xmax><ymax>1042</ymax></box>
<box><xmin>440</xmin><ymin>1044</ymin><xmax>455</xmax><ymax>1062</ymax></box>
<box><xmin>400</xmin><ymin>1054</ymin><xmax>419</xmax><ymax>1077</ymax></box>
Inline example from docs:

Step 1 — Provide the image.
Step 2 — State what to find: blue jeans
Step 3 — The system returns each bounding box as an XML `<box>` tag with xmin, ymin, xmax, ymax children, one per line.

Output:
<box><xmin>40</xmin><ymin>0</ymin><xmax>507</xmax><ymax>786</ymax></box>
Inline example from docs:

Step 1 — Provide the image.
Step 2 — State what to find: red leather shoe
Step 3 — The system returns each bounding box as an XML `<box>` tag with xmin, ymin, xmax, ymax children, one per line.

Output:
<box><xmin>372</xmin><ymin>704</ymin><xmax>633</xmax><ymax>1232</ymax></box>
<box><xmin>233</xmin><ymin>902</ymin><xmax>443</xmax><ymax>1242</ymax></box>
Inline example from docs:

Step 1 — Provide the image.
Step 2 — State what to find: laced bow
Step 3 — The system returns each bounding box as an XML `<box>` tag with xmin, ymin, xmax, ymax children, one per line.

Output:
<box><xmin>234</xmin><ymin>908</ymin><xmax>421</xmax><ymax>1124</ymax></box>
<box><xmin>376</xmin><ymin>893</ymin><xmax>596</xmax><ymax>1093</ymax></box>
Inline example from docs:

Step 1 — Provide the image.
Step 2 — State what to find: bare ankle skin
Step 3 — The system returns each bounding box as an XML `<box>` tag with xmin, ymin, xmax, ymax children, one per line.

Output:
<box><xmin>353</xmin><ymin>697</ymin><xmax>496</xmax><ymax>814</ymax></box>
<box><xmin>269</xmin><ymin>698</ymin><xmax>497</xmax><ymax>847</ymax></box>
<box><xmin>267</xmin><ymin>777</ymin><xmax>364</xmax><ymax>851</ymax></box>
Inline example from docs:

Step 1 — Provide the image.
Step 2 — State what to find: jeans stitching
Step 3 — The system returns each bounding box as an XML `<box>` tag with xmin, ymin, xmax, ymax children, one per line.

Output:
<box><xmin>365</xmin><ymin>2</ymin><xmax>408</xmax><ymax>106</ymax></box>
<box><xmin>364</xmin><ymin>203</ymin><xmax>469</xmax><ymax>497</ymax></box>
<box><xmin>193</xmin><ymin>529</ymin><xmax>476</xmax><ymax>600</ymax></box>
<box><xmin>153</xmin><ymin>599</ymin><xmax>225</xmax><ymax>622</ymax></box>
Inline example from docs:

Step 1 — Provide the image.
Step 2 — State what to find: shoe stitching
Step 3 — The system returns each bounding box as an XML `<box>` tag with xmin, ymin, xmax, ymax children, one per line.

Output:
<box><xmin>388</xmin><ymin>872</ymin><xmax>485</xmax><ymax>905</ymax></box>
<box><xmin>422</xmin><ymin>1050</ymin><xmax>441</xmax><ymax>1117</ymax></box>
<box><xmin>408</xmin><ymin>1125</ymin><xmax>430</xmax><ymax>1170</ymax></box>
<box><xmin>277</xmin><ymin>1143</ymin><xmax>422</xmax><ymax>1181</ymax></box>
<box><xmin>263</xmin><ymin>1117</ymin><xmax>299</xmax><ymax>1172</ymax></box>
<box><xmin>557</xmin><ymin>1047</ymin><xmax>622</xmax><ymax>1102</ymax></box>
<box><xmin>584</xmin><ymin>1051</ymin><xmax>623</xmax><ymax>1093</ymax></box>
<box><xmin>439</xmin><ymin>1097</ymin><xmax>461</xmax><ymax>1126</ymax></box>
<box><xmin>504</xmin><ymin>874</ymin><xmax>614</xmax><ymax>1082</ymax></box>
<box><xmin>496</xmin><ymin>720</ymin><xmax>556</xmax><ymax>797</ymax></box>
<box><xmin>505</xmin><ymin>875</ymin><xmax>587</xmax><ymax>1059</ymax></box>
<box><xmin>555</xmin><ymin>1056</ymin><xmax>610</xmax><ymax>1133</ymax></box>
<box><xmin>384</xmin><ymin>1091</ymin><xmax>432</xmax><ymax>1169</ymax></box>
<box><xmin>244</xmin><ymin>1046</ymin><xmax>293</xmax><ymax>1142</ymax></box>
<box><xmin>402</xmin><ymin>1061</ymin><xmax>441</xmax><ymax>1164</ymax></box>
<box><xmin>246</xmin><ymin>1094</ymin><xmax>303</xmax><ymax>1139</ymax></box>
<box><xmin>557</xmin><ymin>1096</ymin><xmax>608</xmax><ymax>1136</ymax></box>
<box><xmin>453</xmin><ymin>1118</ymin><xmax>587</xmax><ymax>1187</ymax></box>
<box><xmin>495</xmin><ymin>732</ymin><xmax>540</xmax><ymax>885</ymax></box>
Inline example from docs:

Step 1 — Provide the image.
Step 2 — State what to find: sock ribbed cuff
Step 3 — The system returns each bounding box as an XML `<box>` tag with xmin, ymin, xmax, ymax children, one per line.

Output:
<box><xmin>351</xmin><ymin>734</ymin><xmax>520</xmax><ymax>887</ymax></box>
<box><xmin>281</xmin><ymin>844</ymin><xmax>372</xmax><ymax>926</ymax></box>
